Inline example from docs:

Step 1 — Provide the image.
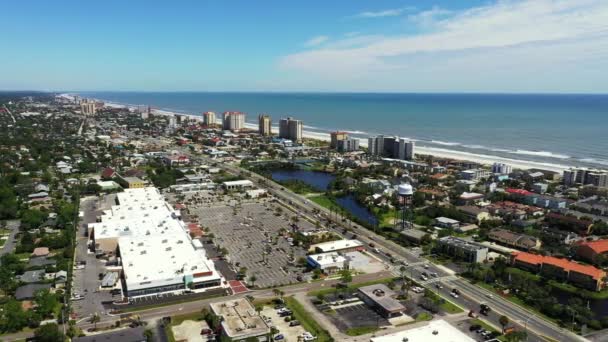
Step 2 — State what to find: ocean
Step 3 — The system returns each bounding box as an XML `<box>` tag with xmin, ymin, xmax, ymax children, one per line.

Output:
<box><xmin>77</xmin><ymin>92</ymin><xmax>608</xmax><ymax>169</ymax></box>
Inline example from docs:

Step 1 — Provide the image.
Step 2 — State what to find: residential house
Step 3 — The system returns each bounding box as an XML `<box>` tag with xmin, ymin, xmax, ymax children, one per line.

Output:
<box><xmin>488</xmin><ymin>228</ymin><xmax>541</xmax><ymax>250</ymax></box>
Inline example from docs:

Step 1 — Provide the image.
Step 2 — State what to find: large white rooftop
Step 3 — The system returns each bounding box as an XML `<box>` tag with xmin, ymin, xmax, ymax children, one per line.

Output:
<box><xmin>310</xmin><ymin>239</ymin><xmax>363</xmax><ymax>253</ymax></box>
<box><xmin>371</xmin><ymin>320</ymin><xmax>475</xmax><ymax>342</ymax></box>
<box><xmin>307</xmin><ymin>252</ymin><xmax>346</xmax><ymax>266</ymax></box>
<box><xmin>120</xmin><ymin>235</ymin><xmax>219</xmax><ymax>291</ymax></box>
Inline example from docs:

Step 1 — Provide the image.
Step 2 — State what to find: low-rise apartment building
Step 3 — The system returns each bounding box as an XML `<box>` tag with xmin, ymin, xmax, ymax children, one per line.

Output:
<box><xmin>436</xmin><ymin>236</ymin><xmax>488</xmax><ymax>263</ymax></box>
<box><xmin>511</xmin><ymin>252</ymin><xmax>606</xmax><ymax>291</ymax></box>
<box><xmin>488</xmin><ymin>228</ymin><xmax>541</xmax><ymax>250</ymax></box>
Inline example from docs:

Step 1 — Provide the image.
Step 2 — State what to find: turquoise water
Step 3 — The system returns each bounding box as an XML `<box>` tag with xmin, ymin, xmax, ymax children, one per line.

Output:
<box><xmin>79</xmin><ymin>92</ymin><xmax>608</xmax><ymax>168</ymax></box>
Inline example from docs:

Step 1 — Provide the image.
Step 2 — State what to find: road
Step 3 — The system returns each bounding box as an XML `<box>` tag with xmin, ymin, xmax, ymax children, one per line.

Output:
<box><xmin>0</xmin><ymin>220</ymin><xmax>20</xmax><ymax>258</ymax></box>
<box><xmin>3</xmin><ymin>104</ymin><xmax>16</xmax><ymax>123</ymax></box>
<box><xmin>198</xmin><ymin>155</ymin><xmax>586</xmax><ymax>342</ymax></box>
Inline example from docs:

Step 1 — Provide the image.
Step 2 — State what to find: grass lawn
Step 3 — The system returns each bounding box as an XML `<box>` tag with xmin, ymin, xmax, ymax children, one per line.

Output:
<box><xmin>345</xmin><ymin>326</ymin><xmax>379</xmax><ymax>336</ymax></box>
<box><xmin>284</xmin><ymin>297</ymin><xmax>333</xmax><ymax>342</ymax></box>
<box><xmin>309</xmin><ymin>195</ymin><xmax>336</xmax><ymax>210</ymax></box>
<box><xmin>308</xmin><ymin>277</ymin><xmax>396</xmax><ymax>297</ymax></box>
<box><xmin>0</xmin><ymin>238</ymin><xmax>5</xmax><ymax>247</ymax></box>
<box><xmin>440</xmin><ymin>299</ymin><xmax>464</xmax><ymax>314</ymax></box>
<box><xmin>415</xmin><ymin>312</ymin><xmax>433</xmax><ymax>321</ymax></box>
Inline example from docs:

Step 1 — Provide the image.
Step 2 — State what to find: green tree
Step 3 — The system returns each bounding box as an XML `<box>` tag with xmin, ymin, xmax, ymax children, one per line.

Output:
<box><xmin>499</xmin><ymin>315</ymin><xmax>510</xmax><ymax>333</ymax></box>
<box><xmin>249</xmin><ymin>275</ymin><xmax>257</xmax><ymax>287</ymax></box>
<box><xmin>34</xmin><ymin>323</ymin><xmax>63</xmax><ymax>342</ymax></box>
<box><xmin>89</xmin><ymin>313</ymin><xmax>101</xmax><ymax>330</ymax></box>
<box><xmin>34</xmin><ymin>290</ymin><xmax>59</xmax><ymax>318</ymax></box>
<box><xmin>144</xmin><ymin>329</ymin><xmax>154</xmax><ymax>342</ymax></box>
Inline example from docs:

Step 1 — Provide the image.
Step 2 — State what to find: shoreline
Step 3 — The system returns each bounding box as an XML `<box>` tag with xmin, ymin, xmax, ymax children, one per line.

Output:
<box><xmin>63</xmin><ymin>94</ymin><xmax>574</xmax><ymax>173</ymax></box>
<box><xmin>242</xmin><ymin>123</ymin><xmax>570</xmax><ymax>173</ymax></box>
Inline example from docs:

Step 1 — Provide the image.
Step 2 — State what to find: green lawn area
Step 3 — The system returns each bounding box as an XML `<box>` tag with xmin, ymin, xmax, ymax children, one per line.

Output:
<box><xmin>0</xmin><ymin>238</ymin><xmax>5</xmax><ymax>247</ymax></box>
<box><xmin>345</xmin><ymin>326</ymin><xmax>379</xmax><ymax>336</ymax></box>
<box><xmin>308</xmin><ymin>277</ymin><xmax>396</xmax><ymax>297</ymax></box>
<box><xmin>309</xmin><ymin>195</ymin><xmax>336</xmax><ymax>210</ymax></box>
<box><xmin>440</xmin><ymin>299</ymin><xmax>464</xmax><ymax>314</ymax></box>
<box><xmin>415</xmin><ymin>312</ymin><xmax>433</xmax><ymax>321</ymax></box>
<box><xmin>284</xmin><ymin>297</ymin><xmax>333</xmax><ymax>342</ymax></box>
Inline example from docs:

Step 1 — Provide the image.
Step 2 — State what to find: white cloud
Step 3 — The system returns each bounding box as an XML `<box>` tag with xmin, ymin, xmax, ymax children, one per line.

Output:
<box><xmin>303</xmin><ymin>35</ymin><xmax>329</xmax><ymax>47</ymax></box>
<box><xmin>279</xmin><ymin>0</ymin><xmax>608</xmax><ymax>92</ymax></box>
<box><xmin>353</xmin><ymin>8</ymin><xmax>410</xmax><ymax>18</ymax></box>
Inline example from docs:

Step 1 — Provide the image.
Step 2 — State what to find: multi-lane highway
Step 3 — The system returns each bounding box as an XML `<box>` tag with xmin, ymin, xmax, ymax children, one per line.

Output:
<box><xmin>208</xmin><ymin>156</ymin><xmax>586</xmax><ymax>342</ymax></box>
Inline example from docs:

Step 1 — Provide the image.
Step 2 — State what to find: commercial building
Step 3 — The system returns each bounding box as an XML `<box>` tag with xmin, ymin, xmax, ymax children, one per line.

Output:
<box><xmin>118</xmin><ymin>176</ymin><xmax>145</xmax><ymax>189</ymax></box>
<box><xmin>434</xmin><ymin>217</ymin><xmax>460</xmax><ymax>230</ymax></box>
<box><xmin>307</xmin><ymin>252</ymin><xmax>347</xmax><ymax>274</ymax></box>
<box><xmin>370</xmin><ymin>320</ymin><xmax>475</xmax><ymax>342</ymax></box>
<box><xmin>367</xmin><ymin>135</ymin><xmax>415</xmax><ymax>160</ymax></box>
<box><xmin>330</xmin><ymin>131</ymin><xmax>348</xmax><ymax>149</ymax></box>
<box><xmin>357</xmin><ymin>284</ymin><xmax>405</xmax><ymax>318</ymax></box>
<box><xmin>222</xmin><ymin>111</ymin><xmax>246</xmax><ymax>132</ymax></box>
<box><xmin>459</xmin><ymin>168</ymin><xmax>491</xmax><ymax>181</ymax></box>
<box><xmin>210</xmin><ymin>298</ymin><xmax>271</xmax><ymax>342</ymax></box>
<box><xmin>279</xmin><ymin>117</ymin><xmax>303</xmax><ymax>143</ymax></box>
<box><xmin>309</xmin><ymin>239</ymin><xmax>364</xmax><ymax>253</ymax></box>
<box><xmin>488</xmin><ymin>228</ymin><xmax>541</xmax><ymax>250</ymax></box>
<box><xmin>491</xmin><ymin>163</ymin><xmax>512</xmax><ymax>174</ymax></box>
<box><xmin>88</xmin><ymin>188</ymin><xmax>224</xmax><ymax>297</ymax></box>
<box><xmin>223</xmin><ymin>180</ymin><xmax>254</xmax><ymax>191</ymax></box>
<box><xmin>436</xmin><ymin>236</ymin><xmax>488</xmax><ymax>263</ymax></box>
<box><xmin>258</xmin><ymin>114</ymin><xmax>272</xmax><ymax>136</ymax></box>
<box><xmin>119</xmin><ymin>235</ymin><xmax>222</xmax><ymax>297</ymax></box>
<box><xmin>576</xmin><ymin>239</ymin><xmax>608</xmax><ymax>263</ymax></box>
<box><xmin>512</xmin><ymin>252</ymin><xmax>606</xmax><ymax>291</ymax></box>
<box><xmin>203</xmin><ymin>111</ymin><xmax>217</xmax><ymax>126</ymax></box>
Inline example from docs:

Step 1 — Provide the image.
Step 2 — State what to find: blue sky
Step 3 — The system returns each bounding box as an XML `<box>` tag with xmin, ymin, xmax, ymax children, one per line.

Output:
<box><xmin>0</xmin><ymin>0</ymin><xmax>606</xmax><ymax>93</ymax></box>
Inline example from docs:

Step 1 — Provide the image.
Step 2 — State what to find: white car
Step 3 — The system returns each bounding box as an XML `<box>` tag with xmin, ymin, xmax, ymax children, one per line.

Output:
<box><xmin>302</xmin><ymin>332</ymin><xmax>316</xmax><ymax>341</ymax></box>
<box><xmin>450</xmin><ymin>292</ymin><xmax>459</xmax><ymax>298</ymax></box>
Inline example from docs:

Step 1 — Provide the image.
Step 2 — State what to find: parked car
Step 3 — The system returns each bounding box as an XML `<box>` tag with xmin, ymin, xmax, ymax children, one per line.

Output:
<box><xmin>289</xmin><ymin>320</ymin><xmax>301</xmax><ymax>327</ymax></box>
<box><xmin>274</xmin><ymin>334</ymin><xmax>285</xmax><ymax>340</ymax></box>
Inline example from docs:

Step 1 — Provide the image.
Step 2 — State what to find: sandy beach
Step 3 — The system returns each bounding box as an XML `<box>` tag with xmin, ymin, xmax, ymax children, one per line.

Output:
<box><xmin>73</xmin><ymin>95</ymin><xmax>569</xmax><ymax>174</ymax></box>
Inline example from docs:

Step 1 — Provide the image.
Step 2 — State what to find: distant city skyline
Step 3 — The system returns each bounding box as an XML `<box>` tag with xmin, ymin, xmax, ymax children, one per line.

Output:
<box><xmin>0</xmin><ymin>0</ymin><xmax>607</xmax><ymax>93</ymax></box>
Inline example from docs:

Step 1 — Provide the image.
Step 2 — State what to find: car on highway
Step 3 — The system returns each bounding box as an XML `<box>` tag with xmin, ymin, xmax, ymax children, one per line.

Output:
<box><xmin>400</xmin><ymin>260</ymin><xmax>409</xmax><ymax>266</ymax></box>
<box><xmin>450</xmin><ymin>292</ymin><xmax>459</xmax><ymax>298</ymax></box>
<box><xmin>420</xmin><ymin>275</ymin><xmax>428</xmax><ymax>281</ymax></box>
<box><xmin>435</xmin><ymin>283</ymin><xmax>443</xmax><ymax>289</ymax></box>
<box><xmin>424</xmin><ymin>264</ymin><xmax>429</xmax><ymax>269</ymax></box>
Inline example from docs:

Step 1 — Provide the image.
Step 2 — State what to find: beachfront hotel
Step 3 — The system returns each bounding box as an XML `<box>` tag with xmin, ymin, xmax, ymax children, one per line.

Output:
<box><xmin>279</xmin><ymin>116</ymin><xmax>303</xmax><ymax>143</ymax></box>
<box><xmin>258</xmin><ymin>114</ymin><xmax>272</xmax><ymax>136</ymax></box>
<box><xmin>203</xmin><ymin>111</ymin><xmax>216</xmax><ymax>126</ymax></box>
<box><xmin>368</xmin><ymin>135</ymin><xmax>415</xmax><ymax>160</ymax></box>
<box><xmin>222</xmin><ymin>111</ymin><xmax>245</xmax><ymax>132</ymax></box>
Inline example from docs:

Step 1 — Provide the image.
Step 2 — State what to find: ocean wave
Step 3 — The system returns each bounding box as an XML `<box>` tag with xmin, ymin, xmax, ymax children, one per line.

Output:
<box><xmin>578</xmin><ymin>158</ymin><xmax>608</xmax><ymax>166</ymax></box>
<box><xmin>462</xmin><ymin>144</ymin><xmax>487</xmax><ymax>149</ymax></box>
<box><xmin>430</xmin><ymin>140</ymin><xmax>461</xmax><ymax>146</ymax></box>
<box><xmin>512</xmin><ymin>149</ymin><xmax>570</xmax><ymax>159</ymax></box>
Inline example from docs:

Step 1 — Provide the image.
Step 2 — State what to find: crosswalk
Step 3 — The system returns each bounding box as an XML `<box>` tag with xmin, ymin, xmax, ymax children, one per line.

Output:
<box><xmin>419</xmin><ymin>275</ymin><xmax>458</xmax><ymax>285</ymax></box>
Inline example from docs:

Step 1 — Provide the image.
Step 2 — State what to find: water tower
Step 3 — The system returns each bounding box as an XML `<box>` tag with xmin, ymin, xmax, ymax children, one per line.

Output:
<box><xmin>397</xmin><ymin>183</ymin><xmax>414</xmax><ymax>230</ymax></box>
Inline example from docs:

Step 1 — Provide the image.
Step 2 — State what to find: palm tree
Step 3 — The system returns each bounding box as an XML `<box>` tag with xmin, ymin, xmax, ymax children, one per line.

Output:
<box><xmin>89</xmin><ymin>313</ymin><xmax>101</xmax><ymax>330</ymax></box>
<box><xmin>499</xmin><ymin>315</ymin><xmax>510</xmax><ymax>334</ymax></box>
<box><xmin>249</xmin><ymin>275</ymin><xmax>257</xmax><ymax>287</ymax></box>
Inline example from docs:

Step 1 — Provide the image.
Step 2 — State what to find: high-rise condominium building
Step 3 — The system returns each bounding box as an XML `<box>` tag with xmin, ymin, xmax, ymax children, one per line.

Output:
<box><xmin>80</xmin><ymin>100</ymin><xmax>96</xmax><ymax>115</ymax></box>
<box><xmin>367</xmin><ymin>135</ymin><xmax>414</xmax><ymax>160</ymax></box>
<box><xmin>222</xmin><ymin>111</ymin><xmax>245</xmax><ymax>132</ymax></box>
<box><xmin>258</xmin><ymin>114</ymin><xmax>272</xmax><ymax>136</ymax></box>
<box><xmin>203</xmin><ymin>111</ymin><xmax>216</xmax><ymax>126</ymax></box>
<box><xmin>564</xmin><ymin>168</ymin><xmax>608</xmax><ymax>187</ymax></box>
<box><xmin>491</xmin><ymin>163</ymin><xmax>513</xmax><ymax>174</ymax></box>
<box><xmin>279</xmin><ymin>117</ymin><xmax>303</xmax><ymax>143</ymax></box>
<box><xmin>330</xmin><ymin>131</ymin><xmax>348</xmax><ymax>149</ymax></box>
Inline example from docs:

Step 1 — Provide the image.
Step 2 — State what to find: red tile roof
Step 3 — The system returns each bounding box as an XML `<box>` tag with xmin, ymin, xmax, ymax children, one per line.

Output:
<box><xmin>506</xmin><ymin>188</ymin><xmax>534</xmax><ymax>196</ymax></box>
<box><xmin>579</xmin><ymin>240</ymin><xmax>608</xmax><ymax>254</ymax></box>
<box><xmin>513</xmin><ymin>252</ymin><xmax>605</xmax><ymax>281</ymax></box>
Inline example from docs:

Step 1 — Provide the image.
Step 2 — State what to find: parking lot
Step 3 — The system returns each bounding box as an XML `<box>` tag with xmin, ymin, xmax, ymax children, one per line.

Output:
<box><xmin>332</xmin><ymin>303</ymin><xmax>388</xmax><ymax>331</ymax></box>
<box><xmin>452</xmin><ymin>318</ymin><xmax>502</xmax><ymax>342</ymax></box>
<box><xmin>261</xmin><ymin>305</ymin><xmax>306</xmax><ymax>341</ymax></box>
<box><xmin>192</xmin><ymin>200</ymin><xmax>313</xmax><ymax>288</ymax></box>
<box><xmin>71</xmin><ymin>195</ymin><xmax>117</xmax><ymax>320</ymax></box>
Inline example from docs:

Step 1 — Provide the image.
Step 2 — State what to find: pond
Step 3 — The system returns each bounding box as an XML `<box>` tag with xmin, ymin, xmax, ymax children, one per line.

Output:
<box><xmin>270</xmin><ymin>169</ymin><xmax>336</xmax><ymax>192</ymax></box>
<box><xmin>335</xmin><ymin>195</ymin><xmax>379</xmax><ymax>227</ymax></box>
<box><xmin>270</xmin><ymin>169</ymin><xmax>379</xmax><ymax>227</ymax></box>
